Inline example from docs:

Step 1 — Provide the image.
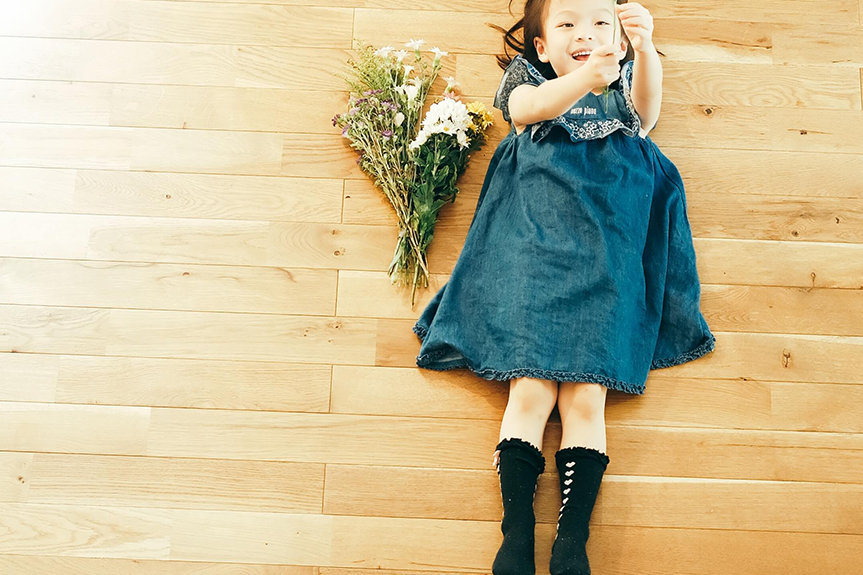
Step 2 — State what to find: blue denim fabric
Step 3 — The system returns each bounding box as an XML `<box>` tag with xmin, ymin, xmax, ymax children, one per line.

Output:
<box><xmin>412</xmin><ymin>54</ymin><xmax>715</xmax><ymax>395</ymax></box>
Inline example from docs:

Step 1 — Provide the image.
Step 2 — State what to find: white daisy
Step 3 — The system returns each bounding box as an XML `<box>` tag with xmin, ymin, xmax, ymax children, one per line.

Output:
<box><xmin>373</xmin><ymin>45</ymin><xmax>395</xmax><ymax>58</ymax></box>
<box><xmin>430</xmin><ymin>47</ymin><xmax>448</xmax><ymax>61</ymax></box>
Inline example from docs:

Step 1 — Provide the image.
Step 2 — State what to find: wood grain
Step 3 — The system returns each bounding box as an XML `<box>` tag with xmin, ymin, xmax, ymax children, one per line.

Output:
<box><xmin>1</xmin><ymin>0</ymin><xmax>861</xmax><ymax>573</ymax></box>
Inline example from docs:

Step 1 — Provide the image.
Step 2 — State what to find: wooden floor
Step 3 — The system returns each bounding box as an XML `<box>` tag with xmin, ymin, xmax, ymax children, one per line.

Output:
<box><xmin>1</xmin><ymin>0</ymin><xmax>863</xmax><ymax>573</ymax></box>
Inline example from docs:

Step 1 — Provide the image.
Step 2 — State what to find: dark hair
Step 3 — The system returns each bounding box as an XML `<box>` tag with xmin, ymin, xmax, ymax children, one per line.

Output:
<box><xmin>487</xmin><ymin>0</ymin><xmax>665</xmax><ymax>80</ymax></box>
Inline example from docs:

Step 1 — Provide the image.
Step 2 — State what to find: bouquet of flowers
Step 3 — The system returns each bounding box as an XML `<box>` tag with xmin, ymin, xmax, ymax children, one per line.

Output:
<box><xmin>332</xmin><ymin>39</ymin><xmax>494</xmax><ymax>308</ymax></box>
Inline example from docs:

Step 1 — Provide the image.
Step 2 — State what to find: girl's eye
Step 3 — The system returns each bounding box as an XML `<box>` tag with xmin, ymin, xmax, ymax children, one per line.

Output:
<box><xmin>560</xmin><ymin>21</ymin><xmax>607</xmax><ymax>27</ymax></box>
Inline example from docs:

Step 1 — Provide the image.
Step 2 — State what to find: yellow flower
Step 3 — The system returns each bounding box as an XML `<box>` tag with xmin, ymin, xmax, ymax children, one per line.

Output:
<box><xmin>465</xmin><ymin>101</ymin><xmax>494</xmax><ymax>130</ymax></box>
<box><xmin>466</xmin><ymin>101</ymin><xmax>485</xmax><ymax>115</ymax></box>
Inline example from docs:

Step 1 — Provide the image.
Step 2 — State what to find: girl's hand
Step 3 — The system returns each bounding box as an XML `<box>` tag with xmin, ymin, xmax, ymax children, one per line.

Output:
<box><xmin>615</xmin><ymin>2</ymin><xmax>655</xmax><ymax>53</ymax></box>
<box><xmin>581</xmin><ymin>44</ymin><xmax>626</xmax><ymax>90</ymax></box>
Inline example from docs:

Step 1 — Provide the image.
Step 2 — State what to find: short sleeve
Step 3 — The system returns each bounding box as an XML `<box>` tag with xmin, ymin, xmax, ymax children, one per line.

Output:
<box><xmin>493</xmin><ymin>56</ymin><xmax>540</xmax><ymax>124</ymax></box>
<box><xmin>619</xmin><ymin>59</ymin><xmax>645</xmax><ymax>132</ymax></box>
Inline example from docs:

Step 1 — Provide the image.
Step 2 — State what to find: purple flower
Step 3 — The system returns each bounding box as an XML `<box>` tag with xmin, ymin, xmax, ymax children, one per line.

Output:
<box><xmin>342</xmin><ymin>125</ymin><xmax>350</xmax><ymax>137</ymax></box>
<box><xmin>331</xmin><ymin>113</ymin><xmax>341</xmax><ymax>127</ymax></box>
<box><xmin>381</xmin><ymin>129</ymin><xmax>393</xmax><ymax>139</ymax></box>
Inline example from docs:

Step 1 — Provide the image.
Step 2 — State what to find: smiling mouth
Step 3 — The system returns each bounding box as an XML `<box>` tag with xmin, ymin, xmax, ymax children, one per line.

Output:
<box><xmin>572</xmin><ymin>52</ymin><xmax>591</xmax><ymax>61</ymax></box>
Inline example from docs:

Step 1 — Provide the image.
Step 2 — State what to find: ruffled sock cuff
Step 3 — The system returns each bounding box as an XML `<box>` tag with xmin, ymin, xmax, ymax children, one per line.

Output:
<box><xmin>554</xmin><ymin>445</ymin><xmax>610</xmax><ymax>468</ymax></box>
<box><xmin>495</xmin><ymin>437</ymin><xmax>546</xmax><ymax>474</ymax></box>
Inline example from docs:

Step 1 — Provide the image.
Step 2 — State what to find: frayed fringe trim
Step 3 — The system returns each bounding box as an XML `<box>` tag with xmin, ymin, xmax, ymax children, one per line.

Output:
<box><xmin>555</xmin><ymin>445</ymin><xmax>610</xmax><ymax>469</ymax></box>
<box><xmin>495</xmin><ymin>437</ymin><xmax>546</xmax><ymax>474</ymax></box>
<box><xmin>414</xmin><ymin>324</ymin><xmax>716</xmax><ymax>396</ymax></box>
<box><xmin>650</xmin><ymin>334</ymin><xmax>716</xmax><ymax>370</ymax></box>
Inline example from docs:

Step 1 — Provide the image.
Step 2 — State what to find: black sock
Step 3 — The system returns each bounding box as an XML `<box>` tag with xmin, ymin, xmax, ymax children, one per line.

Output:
<box><xmin>492</xmin><ymin>437</ymin><xmax>546</xmax><ymax>575</ymax></box>
<box><xmin>549</xmin><ymin>446</ymin><xmax>610</xmax><ymax>575</ymax></box>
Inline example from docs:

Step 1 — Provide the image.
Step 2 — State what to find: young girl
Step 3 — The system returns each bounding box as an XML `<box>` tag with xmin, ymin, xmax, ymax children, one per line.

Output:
<box><xmin>412</xmin><ymin>0</ymin><xmax>716</xmax><ymax>573</ymax></box>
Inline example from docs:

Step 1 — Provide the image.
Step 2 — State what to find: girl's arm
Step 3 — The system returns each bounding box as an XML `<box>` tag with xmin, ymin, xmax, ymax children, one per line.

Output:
<box><xmin>617</xmin><ymin>3</ymin><xmax>661</xmax><ymax>133</ymax></box>
<box><xmin>508</xmin><ymin>68</ymin><xmax>596</xmax><ymax>127</ymax></box>
<box><xmin>630</xmin><ymin>42</ymin><xmax>662</xmax><ymax>133</ymax></box>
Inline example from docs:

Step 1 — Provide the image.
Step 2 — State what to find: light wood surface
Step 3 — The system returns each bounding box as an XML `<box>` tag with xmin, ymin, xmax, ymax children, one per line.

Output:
<box><xmin>1</xmin><ymin>0</ymin><xmax>861</xmax><ymax>573</ymax></box>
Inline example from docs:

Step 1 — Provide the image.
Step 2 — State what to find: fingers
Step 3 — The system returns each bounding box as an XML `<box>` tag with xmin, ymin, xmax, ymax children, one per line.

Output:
<box><xmin>597</xmin><ymin>44</ymin><xmax>620</xmax><ymax>56</ymax></box>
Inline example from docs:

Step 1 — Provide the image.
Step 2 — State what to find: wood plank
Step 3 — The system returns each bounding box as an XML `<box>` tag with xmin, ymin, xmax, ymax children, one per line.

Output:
<box><xmin>0</xmin><ymin>306</ymin><xmax>378</xmax><ymax>364</ymax></box>
<box><xmin>0</xmin><ymin>38</ymin><xmax>356</xmax><ymax>90</ymax></box>
<box><xmin>0</xmin><ymin>167</ymin><xmax>343</xmax><ymax>224</ymax></box>
<box><xmin>22</xmin><ymin>453</ymin><xmax>324</xmax><ymax>513</ymax></box>
<box><xmin>129</xmin><ymin>128</ymin><xmax>283</xmax><ymax>175</ymax></box>
<box><xmin>0</xmin><ymin>555</ymin><xmax>316</xmax><ymax>575</ymax></box>
<box><xmin>0</xmin><ymin>1</ymin><xmax>354</xmax><ymax>47</ymax></box>
<box><xmin>4</xmin><ymin>60</ymin><xmax>858</xmax><ymax>131</ymax></box>
<box><xmin>773</xmin><ymin>22</ymin><xmax>863</xmax><ymax>66</ymax></box>
<box><xmin>145</xmin><ymin>406</ymin><xmax>863</xmax><ymax>484</ymax></box>
<box><xmin>693</xmin><ymin>238</ymin><xmax>863</xmax><ymax>289</ymax></box>
<box><xmin>0</xmin><ymin>503</ymin><xmax>332</xmax><ymax>564</ymax></box>
<box><xmin>0</xmin><ymin>0</ymin><xmax>128</xmax><ymax>40</ymax></box>
<box><xmin>0</xmin><ymin>167</ymin><xmax>77</xmax><ymax>212</ymax></box>
<box><xmin>0</xmin><ymin>503</ymin><xmax>171</xmax><ymax>559</ymax></box>
<box><xmin>0</xmin><ymin>258</ymin><xmax>339</xmax><ymax>316</ymax></box>
<box><xmin>5</xmin><ymin>348</ymin><xmax>862</xmax><ymax>435</ymax></box>
<box><xmin>329</xmin><ymin>517</ymin><xmax>862</xmax><ymax>574</ymax></box>
<box><xmin>669</xmin><ymin>147</ymin><xmax>863</xmax><ymax>199</ymax></box>
<box><xmin>0</xmin><ymin>402</ymin><xmax>149</xmax><ymax>455</ymax></box>
<box><xmin>331</xmin><ymin>365</ymin><xmax>863</xmax><ymax>433</ymax></box>
<box><xmin>109</xmin><ymin>84</ymin><xmax>348</xmax><ymax>133</ymax></box>
<box><xmin>0</xmin><ymin>453</ymin><xmax>31</xmax><ymax>503</ymax></box>
<box><xmin>325</xmin><ymin>465</ymin><xmax>863</xmax><ymax>532</ymax></box>
<box><xmin>122</xmin><ymin>0</ymin><xmax>861</xmax><ymax>27</ymax></box>
<box><xmin>352</xmin><ymin>12</ymin><xmax>804</xmax><ymax>60</ymax></box>
<box><xmin>652</xmin><ymin>104</ymin><xmax>863</xmax><ymax>153</ymax></box>
<box><xmin>0</xmin><ymin>123</ymin><xmax>132</xmax><ymax>170</ymax></box>
<box><xmin>0</xmin><ymin>80</ymin><xmax>112</xmax><ymax>125</ymax></box>
<box><xmin>170</xmin><ymin>511</ymin><xmax>331</xmax><ymax>564</ymax></box>
<box><xmin>0</xmin><ymin>212</ymin><xmax>397</xmax><ymax>270</ymax></box>
<box><xmin>0</xmin><ymin>516</ymin><xmax>856</xmax><ymax>574</ymax></box>
<box><xmin>0</xmin><ymin>352</ymin><xmax>331</xmax><ymax>412</ymax></box>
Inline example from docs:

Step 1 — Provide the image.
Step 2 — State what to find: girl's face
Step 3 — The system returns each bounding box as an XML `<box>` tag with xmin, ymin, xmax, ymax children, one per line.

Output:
<box><xmin>534</xmin><ymin>0</ymin><xmax>626</xmax><ymax>78</ymax></box>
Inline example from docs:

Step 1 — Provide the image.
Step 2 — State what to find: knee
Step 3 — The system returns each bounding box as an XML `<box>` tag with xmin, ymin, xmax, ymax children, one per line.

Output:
<box><xmin>508</xmin><ymin>377</ymin><xmax>557</xmax><ymax>417</ymax></box>
<box><xmin>563</xmin><ymin>383</ymin><xmax>607</xmax><ymax>422</ymax></box>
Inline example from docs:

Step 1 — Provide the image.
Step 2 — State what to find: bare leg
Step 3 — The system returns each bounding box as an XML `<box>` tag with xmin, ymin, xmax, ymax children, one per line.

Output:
<box><xmin>557</xmin><ymin>381</ymin><xmax>607</xmax><ymax>451</ymax></box>
<box><xmin>492</xmin><ymin>376</ymin><xmax>558</xmax><ymax>467</ymax></box>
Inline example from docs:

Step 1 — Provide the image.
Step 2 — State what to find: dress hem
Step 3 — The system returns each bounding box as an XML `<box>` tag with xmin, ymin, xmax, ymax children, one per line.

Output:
<box><xmin>412</xmin><ymin>324</ymin><xmax>717</xmax><ymax>396</ymax></box>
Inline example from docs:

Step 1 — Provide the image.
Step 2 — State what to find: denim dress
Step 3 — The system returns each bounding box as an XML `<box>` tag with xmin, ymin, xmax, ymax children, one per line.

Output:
<box><xmin>412</xmin><ymin>54</ymin><xmax>716</xmax><ymax>395</ymax></box>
